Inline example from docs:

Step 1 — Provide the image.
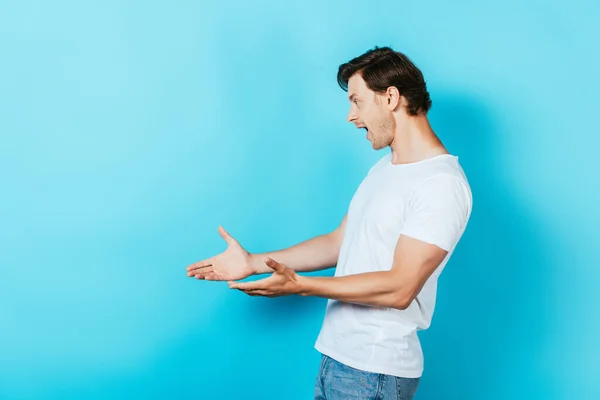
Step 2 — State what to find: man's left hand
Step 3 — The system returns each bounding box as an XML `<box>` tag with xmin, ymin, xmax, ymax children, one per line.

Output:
<box><xmin>228</xmin><ymin>257</ymin><xmax>303</xmax><ymax>297</ymax></box>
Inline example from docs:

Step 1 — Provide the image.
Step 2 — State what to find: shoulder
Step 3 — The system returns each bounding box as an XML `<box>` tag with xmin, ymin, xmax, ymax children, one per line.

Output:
<box><xmin>409</xmin><ymin>172</ymin><xmax>472</xmax><ymax>219</ymax></box>
<box><xmin>414</xmin><ymin>156</ymin><xmax>471</xmax><ymax>195</ymax></box>
<box><xmin>402</xmin><ymin>169</ymin><xmax>473</xmax><ymax>251</ymax></box>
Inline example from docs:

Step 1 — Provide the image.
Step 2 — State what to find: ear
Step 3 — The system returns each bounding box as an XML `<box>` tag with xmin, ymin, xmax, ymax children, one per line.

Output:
<box><xmin>385</xmin><ymin>86</ymin><xmax>402</xmax><ymax>111</ymax></box>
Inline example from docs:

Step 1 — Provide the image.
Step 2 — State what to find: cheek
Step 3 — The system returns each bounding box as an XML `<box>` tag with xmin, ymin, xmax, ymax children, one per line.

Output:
<box><xmin>377</xmin><ymin>112</ymin><xmax>393</xmax><ymax>131</ymax></box>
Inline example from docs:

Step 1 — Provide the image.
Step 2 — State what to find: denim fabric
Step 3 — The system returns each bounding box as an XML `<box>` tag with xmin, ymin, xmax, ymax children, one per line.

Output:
<box><xmin>314</xmin><ymin>355</ymin><xmax>420</xmax><ymax>400</ymax></box>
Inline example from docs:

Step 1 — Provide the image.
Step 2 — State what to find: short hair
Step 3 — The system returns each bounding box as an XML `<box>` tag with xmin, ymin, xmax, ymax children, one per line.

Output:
<box><xmin>337</xmin><ymin>46</ymin><xmax>432</xmax><ymax>115</ymax></box>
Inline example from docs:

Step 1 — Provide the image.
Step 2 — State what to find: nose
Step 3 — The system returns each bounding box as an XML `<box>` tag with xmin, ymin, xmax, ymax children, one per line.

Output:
<box><xmin>347</xmin><ymin>108</ymin><xmax>357</xmax><ymax>123</ymax></box>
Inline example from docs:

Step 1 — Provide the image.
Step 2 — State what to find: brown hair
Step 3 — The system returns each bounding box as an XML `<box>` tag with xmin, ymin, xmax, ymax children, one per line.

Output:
<box><xmin>337</xmin><ymin>46</ymin><xmax>432</xmax><ymax>115</ymax></box>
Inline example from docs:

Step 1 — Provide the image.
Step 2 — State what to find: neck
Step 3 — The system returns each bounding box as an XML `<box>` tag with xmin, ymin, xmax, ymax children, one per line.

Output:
<box><xmin>389</xmin><ymin>113</ymin><xmax>448</xmax><ymax>165</ymax></box>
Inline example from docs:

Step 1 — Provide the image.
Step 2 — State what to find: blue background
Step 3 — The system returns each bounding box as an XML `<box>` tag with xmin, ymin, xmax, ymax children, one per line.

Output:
<box><xmin>1</xmin><ymin>1</ymin><xmax>598</xmax><ymax>399</ymax></box>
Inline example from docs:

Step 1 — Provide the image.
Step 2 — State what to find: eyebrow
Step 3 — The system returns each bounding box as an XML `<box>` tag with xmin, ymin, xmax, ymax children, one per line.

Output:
<box><xmin>348</xmin><ymin>93</ymin><xmax>358</xmax><ymax>101</ymax></box>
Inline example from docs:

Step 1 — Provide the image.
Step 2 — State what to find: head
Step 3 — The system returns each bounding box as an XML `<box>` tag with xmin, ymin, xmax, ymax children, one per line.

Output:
<box><xmin>338</xmin><ymin>46</ymin><xmax>432</xmax><ymax>150</ymax></box>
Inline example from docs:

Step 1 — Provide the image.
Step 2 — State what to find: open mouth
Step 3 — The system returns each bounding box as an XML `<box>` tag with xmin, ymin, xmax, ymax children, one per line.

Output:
<box><xmin>356</xmin><ymin>125</ymin><xmax>369</xmax><ymax>138</ymax></box>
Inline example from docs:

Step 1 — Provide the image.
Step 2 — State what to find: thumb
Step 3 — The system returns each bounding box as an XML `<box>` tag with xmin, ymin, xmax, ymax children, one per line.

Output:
<box><xmin>265</xmin><ymin>257</ymin><xmax>285</xmax><ymax>273</ymax></box>
<box><xmin>218</xmin><ymin>226</ymin><xmax>236</xmax><ymax>245</ymax></box>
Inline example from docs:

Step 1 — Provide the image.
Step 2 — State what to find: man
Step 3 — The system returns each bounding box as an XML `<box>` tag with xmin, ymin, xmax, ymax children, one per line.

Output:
<box><xmin>186</xmin><ymin>46</ymin><xmax>472</xmax><ymax>400</ymax></box>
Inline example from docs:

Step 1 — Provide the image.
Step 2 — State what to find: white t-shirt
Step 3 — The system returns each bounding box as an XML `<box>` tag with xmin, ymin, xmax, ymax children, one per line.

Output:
<box><xmin>314</xmin><ymin>152</ymin><xmax>473</xmax><ymax>378</ymax></box>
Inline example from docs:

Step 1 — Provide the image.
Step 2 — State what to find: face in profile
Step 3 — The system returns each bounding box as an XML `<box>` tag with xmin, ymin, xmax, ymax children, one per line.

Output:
<box><xmin>346</xmin><ymin>74</ymin><xmax>396</xmax><ymax>150</ymax></box>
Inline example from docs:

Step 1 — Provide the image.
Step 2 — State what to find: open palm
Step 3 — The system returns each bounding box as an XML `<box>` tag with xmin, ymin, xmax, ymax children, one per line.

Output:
<box><xmin>186</xmin><ymin>226</ymin><xmax>255</xmax><ymax>281</ymax></box>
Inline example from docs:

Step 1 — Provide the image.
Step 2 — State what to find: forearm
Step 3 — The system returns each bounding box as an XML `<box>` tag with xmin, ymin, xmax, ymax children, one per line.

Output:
<box><xmin>297</xmin><ymin>271</ymin><xmax>408</xmax><ymax>310</ymax></box>
<box><xmin>250</xmin><ymin>233</ymin><xmax>340</xmax><ymax>275</ymax></box>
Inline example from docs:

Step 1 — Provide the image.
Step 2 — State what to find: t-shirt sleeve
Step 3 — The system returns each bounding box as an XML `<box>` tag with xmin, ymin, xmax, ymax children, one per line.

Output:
<box><xmin>401</xmin><ymin>174</ymin><xmax>472</xmax><ymax>252</ymax></box>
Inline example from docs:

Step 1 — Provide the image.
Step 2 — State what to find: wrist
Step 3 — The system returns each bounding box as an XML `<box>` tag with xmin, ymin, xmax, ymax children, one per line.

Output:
<box><xmin>295</xmin><ymin>274</ymin><xmax>311</xmax><ymax>296</ymax></box>
<box><xmin>249</xmin><ymin>253</ymin><xmax>267</xmax><ymax>275</ymax></box>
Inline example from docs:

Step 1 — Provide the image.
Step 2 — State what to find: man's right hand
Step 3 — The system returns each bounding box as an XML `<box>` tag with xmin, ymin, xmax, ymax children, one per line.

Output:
<box><xmin>186</xmin><ymin>226</ymin><xmax>256</xmax><ymax>281</ymax></box>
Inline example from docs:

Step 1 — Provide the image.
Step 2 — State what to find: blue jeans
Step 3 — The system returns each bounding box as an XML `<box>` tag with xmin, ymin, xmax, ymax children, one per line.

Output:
<box><xmin>314</xmin><ymin>355</ymin><xmax>420</xmax><ymax>400</ymax></box>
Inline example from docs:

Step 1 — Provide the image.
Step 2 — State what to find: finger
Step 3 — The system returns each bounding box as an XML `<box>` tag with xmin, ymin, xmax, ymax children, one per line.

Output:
<box><xmin>241</xmin><ymin>289</ymin><xmax>271</xmax><ymax>297</ymax></box>
<box><xmin>194</xmin><ymin>269</ymin><xmax>215</xmax><ymax>279</ymax></box>
<box><xmin>218</xmin><ymin>226</ymin><xmax>237</xmax><ymax>246</ymax></box>
<box><xmin>204</xmin><ymin>272</ymin><xmax>224</xmax><ymax>281</ymax></box>
<box><xmin>188</xmin><ymin>265</ymin><xmax>213</xmax><ymax>277</ymax></box>
<box><xmin>186</xmin><ymin>259</ymin><xmax>213</xmax><ymax>273</ymax></box>
<box><xmin>265</xmin><ymin>257</ymin><xmax>286</xmax><ymax>273</ymax></box>
<box><xmin>228</xmin><ymin>278</ymin><xmax>268</xmax><ymax>291</ymax></box>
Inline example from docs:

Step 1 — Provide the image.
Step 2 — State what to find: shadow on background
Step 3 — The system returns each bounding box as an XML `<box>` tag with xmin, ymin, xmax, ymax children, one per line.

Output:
<box><xmin>416</xmin><ymin>92</ymin><xmax>553</xmax><ymax>399</ymax></box>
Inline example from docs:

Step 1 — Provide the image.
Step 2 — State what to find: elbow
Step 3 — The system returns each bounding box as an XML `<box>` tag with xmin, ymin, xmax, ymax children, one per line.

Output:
<box><xmin>390</xmin><ymin>291</ymin><xmax>414</xmax><ymax>310</ymax></box>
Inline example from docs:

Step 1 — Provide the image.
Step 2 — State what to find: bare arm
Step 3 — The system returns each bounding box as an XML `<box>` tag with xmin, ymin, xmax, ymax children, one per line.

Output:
<box><xmin>231</xmin><ymin>234</ymin><xmax>448</xmax><ymax>310</ymax></box>
<box><xmin>297</xmin><ymin>235</ymin><xmax>448</xmax><ymax>309</ymax></box>
<box><xmin>251</xmin><ymin>215</ymin><xmax>347</xmax><ymax>275</ymax></box>
<box><xmin>186</xmin><ymin>215</ymin><xmax>347</xmax><ymax>281</ymax></box>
